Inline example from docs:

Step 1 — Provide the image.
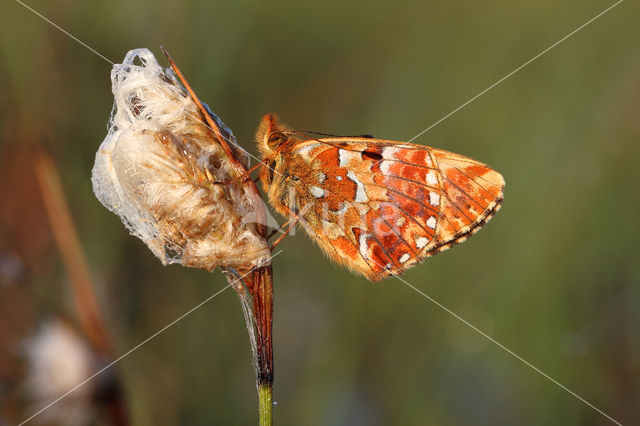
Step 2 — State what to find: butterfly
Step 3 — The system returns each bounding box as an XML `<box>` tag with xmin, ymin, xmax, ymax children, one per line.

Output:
<box><xmin>254</xmin><ymin>114</ymin><xmax>505</xmax><ymax>281</ymax></box>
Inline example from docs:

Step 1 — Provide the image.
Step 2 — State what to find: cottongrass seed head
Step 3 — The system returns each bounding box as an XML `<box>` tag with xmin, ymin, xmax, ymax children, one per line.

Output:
<box><xmin>23</xmin><ymin>320</ymin><xmax>95</xmax><ymax>426</ymax></box>
<box><xmin>92</xmin><ymin>48</ymin><xmax>270</xmax><ymax>271</ymax></box>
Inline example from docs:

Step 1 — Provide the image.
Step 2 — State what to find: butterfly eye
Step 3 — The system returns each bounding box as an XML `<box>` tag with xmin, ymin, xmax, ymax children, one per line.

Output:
<box><xmin>267</xmin><ymin>132</ymin><xmax>287</xmax><ymax>149</ymax></box>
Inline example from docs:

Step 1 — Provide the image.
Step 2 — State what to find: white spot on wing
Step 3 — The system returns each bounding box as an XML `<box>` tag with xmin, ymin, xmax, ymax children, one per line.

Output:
<box><xmin>359</xmin><ymin>232</ymin><xmax>369</xmax><ymax>259</ymax></box>
<box><xmin>339</xmin><ymin>149</ymin><xmax>359</xmax><ymax>167</ymax></box>
<box><xmin>429</xmin><ymin>192</ymin><xmax>440</xmax><ymax>207</ymax></box>
<box><xmin>317</xmin><ymin>172</ymin><xmax>326</xmax><ymax>183</ymax></box>
<box><xmin>380</xmin><ymin>160</ymin><xmax>391</xmax><ymax>174</ymax></box>
<box><xmin>336</xmin><ymin>176</ymin><xmax>343</xmax><ymax>181</ymax></box>
<box><xmin>346</xmin><ymin>171</ymin><xmax>368</xmax><ymax>202</ymax></box>
<box><xmin>416</xmin><ymin>236</ymin><xmax>428</xmax><ymax>249</ymax></box>
<box><xmin>427</xmin><ymin>216</ymin><xmax>437</xmax><ymax>229</ymax></box>
<box><xmin>382</xmin><ymin>147</ymin><xmax>400</xmax><ymax>159</ymax></box>
<box><xmin>426</xmin><ymin>171</ymin><xmax>438</xmax><ymax>186</ymax></box>
<box><xmin>399</xmin><ymin>253</ymin><xmax>410</xmax><ymax>263</ymax></box>
<box><xmin>310</xmin><ymin>186</ymin><xmax>325</xmax><ymax>198</ymax></box>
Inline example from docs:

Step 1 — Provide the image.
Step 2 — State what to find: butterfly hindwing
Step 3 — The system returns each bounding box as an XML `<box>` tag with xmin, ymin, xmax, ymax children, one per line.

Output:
<box><xmin>277</xmin><ymin>137</ymin><xmax>504</xmax><ymax>280</ymax></box>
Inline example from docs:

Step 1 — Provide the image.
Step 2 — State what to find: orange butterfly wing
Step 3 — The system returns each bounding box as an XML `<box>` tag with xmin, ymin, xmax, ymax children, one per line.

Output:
<box><xmin>275</xmin><ymin>137</ymin><xmax>504</xmax><ymax>281</ymax></box>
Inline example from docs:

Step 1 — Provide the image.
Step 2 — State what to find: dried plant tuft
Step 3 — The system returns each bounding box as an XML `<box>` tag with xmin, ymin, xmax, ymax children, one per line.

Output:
<box><xmin>92</xmin><ymin>49</ymin><xmax>270</xmax><ymax>271</ymax></box>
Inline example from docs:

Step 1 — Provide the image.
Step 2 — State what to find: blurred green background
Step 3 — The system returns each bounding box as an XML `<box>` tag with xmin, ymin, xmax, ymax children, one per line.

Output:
<box><xmin>1</xmin><ymin>0</ymin><xmax>639</xmax><ymax>425</ymax></box>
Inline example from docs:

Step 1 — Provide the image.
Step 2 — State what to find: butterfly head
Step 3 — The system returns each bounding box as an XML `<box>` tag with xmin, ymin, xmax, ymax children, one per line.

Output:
<box><xmin>255</xmin><ymin>113</ymin><xmax>296</xmax><ymax>202</ymax></box>
<box><xmin>255</xmin><ymin>113</ymin><xmax>294</xmax><ymax>157</ymax></box>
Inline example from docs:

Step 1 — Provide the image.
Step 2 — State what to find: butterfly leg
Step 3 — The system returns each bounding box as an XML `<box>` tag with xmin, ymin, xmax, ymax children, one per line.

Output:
<box><xmin>210</xmin><ymin>160</ymin><xmax>266</xmax><ymax>186</ymax></box>
<box><xmin>266</xmin><ymin>222</ymin><xmax>286</xmax><ymax>240</ymax></box>
<box><xmin>267</xmin><ymin>214</ymin><xmax>298</xmax><ymax>239</ymax></box>
<box><xmin>269</xmin><ymin>215</ymin><xmax>300</xmax><ymax>251</ymax></box>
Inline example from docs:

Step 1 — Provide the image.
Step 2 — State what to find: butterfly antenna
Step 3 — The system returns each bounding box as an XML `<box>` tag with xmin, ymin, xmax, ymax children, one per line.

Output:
<box><xmin>296</xmin><ymin>130</ymin><xmax>374</xmax><ymax>139</ymax></box>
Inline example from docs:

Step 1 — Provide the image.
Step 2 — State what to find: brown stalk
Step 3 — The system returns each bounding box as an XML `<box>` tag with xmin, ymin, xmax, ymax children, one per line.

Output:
<box><xmin>33</xmin><ymin>148</ymin><xmax>112</xmax><ymax>355</ymax></box>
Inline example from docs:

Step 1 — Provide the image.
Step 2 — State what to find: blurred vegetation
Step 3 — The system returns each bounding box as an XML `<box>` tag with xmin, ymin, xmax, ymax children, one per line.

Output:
<box><xmin>1</xmin><ymin>0</ymin><xmax>639</xmax><ymax>425</ymax></box>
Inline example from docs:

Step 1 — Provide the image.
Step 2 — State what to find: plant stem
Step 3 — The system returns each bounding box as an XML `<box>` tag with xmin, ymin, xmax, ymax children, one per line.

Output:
<box><xmin>258</xmin><ymin>384</ymin><xmax>273</xmax><ymax>426</ymax></box>
<box><xmin>34</xmin><ymin>149</ymin><xmax>113</xmax><ymax>355</ymax></box>
<box><xmin>225</xmin><ymin>265</ymin><xmax>274</xmax><ymax>425</ymax></box>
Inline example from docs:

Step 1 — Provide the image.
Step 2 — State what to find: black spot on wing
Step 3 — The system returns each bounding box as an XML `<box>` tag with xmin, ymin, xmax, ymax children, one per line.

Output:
<box><xmin>362</xmin><ymin>150</ymin><xmax>383</xmax><ymax>161</ymax></box>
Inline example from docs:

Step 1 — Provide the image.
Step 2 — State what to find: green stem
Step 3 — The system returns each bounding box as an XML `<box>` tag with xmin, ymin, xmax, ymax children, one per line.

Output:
<box><xmin>258</xmin><ymin>384</ymin><xmax>273</xmax><ymax>426</ymax></box>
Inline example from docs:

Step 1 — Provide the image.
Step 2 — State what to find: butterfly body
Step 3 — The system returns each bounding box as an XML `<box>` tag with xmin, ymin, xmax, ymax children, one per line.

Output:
<box><xmin>257</xmin><ymin>114</ymin><xmax>504</xmax><ymax>281</ymax></box>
